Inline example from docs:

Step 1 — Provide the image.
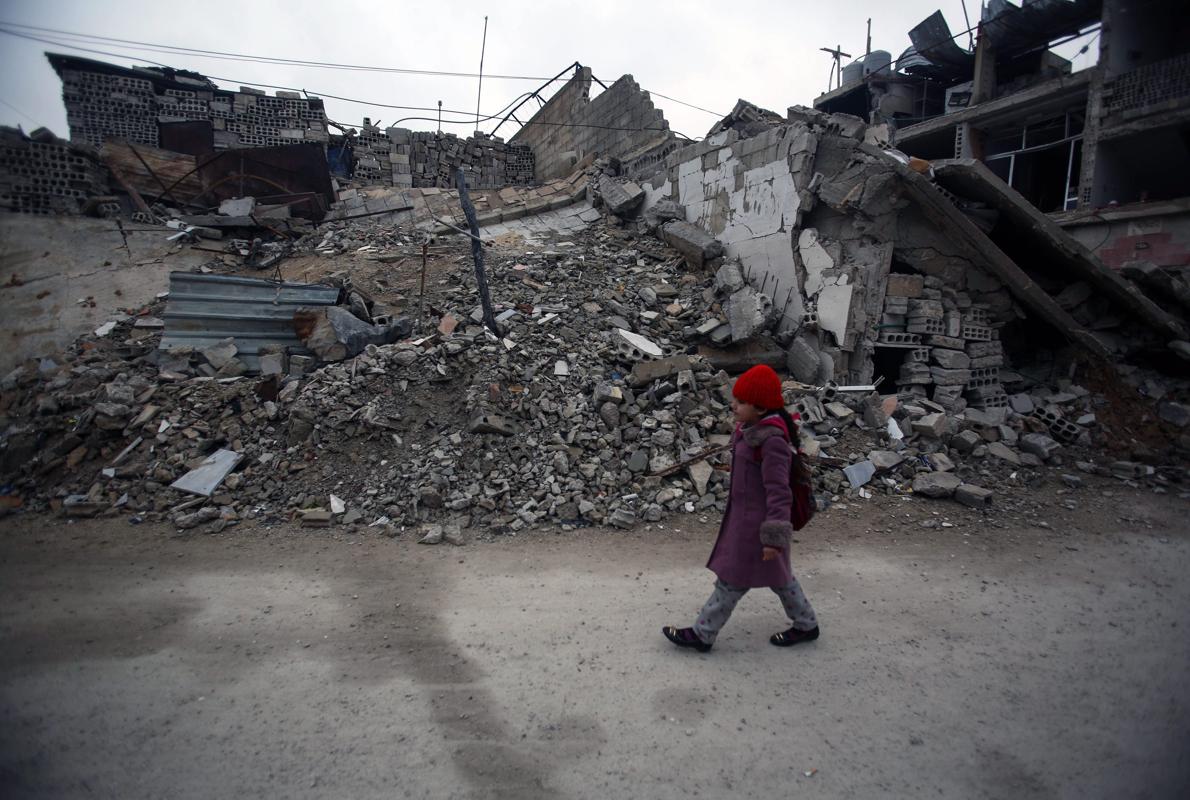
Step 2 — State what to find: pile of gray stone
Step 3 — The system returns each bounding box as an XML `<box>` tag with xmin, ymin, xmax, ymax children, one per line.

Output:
<box><xmin>0</xmin><ymin>220</ymin><xmax>1184</xmax><ymax>535</ymax></box>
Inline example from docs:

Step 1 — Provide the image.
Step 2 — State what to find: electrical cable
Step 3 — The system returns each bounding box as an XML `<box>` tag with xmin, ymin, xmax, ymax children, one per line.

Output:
<box><xmin>1</xmin><ymin>19</ymin><xmax>728</xmax><ymax>119</ymax></box>
<box><xmin>0</xmin><ymin>96</ymin><xmax>42</xmax><ymax>127</ymax></box>
<box><xmin>0</xmin><ymin>26</ymin><xmax>712</xmax><ymax>139</ymax></box>
<box><xmin>0</xmin><ymin>19</ymin><xmax>563</xmax><ymax>81</ymax></box>
<box><xmin>0</xmin><ymin>25</ymin><xmax>553</xmax><ymax>121</ymax></box>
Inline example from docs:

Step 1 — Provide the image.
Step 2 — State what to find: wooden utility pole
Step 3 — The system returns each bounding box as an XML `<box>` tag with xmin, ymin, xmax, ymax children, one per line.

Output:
<box><xmin>820</xmin><ymin>45</ymin><xmax>852</xmax><ymax>91</ymax></box>
<box><xmin>454</xmin><ymin>168</ymin><xmax>499</xmax><ymax>335</ymax></box>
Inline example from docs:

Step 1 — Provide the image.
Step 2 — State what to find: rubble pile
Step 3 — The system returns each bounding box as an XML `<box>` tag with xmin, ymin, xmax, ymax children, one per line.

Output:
<box><xmin>0</xmin><ymin>228</ymin><xmax>757</xmax><ymax>533</ymax></box>
<box><xmin>2</xmin><ymin>217</ymin><xmax>1186</xmax><ymax>536</ymax></box>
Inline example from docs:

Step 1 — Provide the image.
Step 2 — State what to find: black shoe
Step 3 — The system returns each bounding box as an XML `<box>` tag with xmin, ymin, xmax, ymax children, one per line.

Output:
<box><xmin>770</xmin><ymin>625</ymin><xmax>819</xmax><ymax>647</ymax></box>
<box><xmin>663</xmin><ymin>625</ymin><xmax>712</xmax><ymax>653</ymax></box>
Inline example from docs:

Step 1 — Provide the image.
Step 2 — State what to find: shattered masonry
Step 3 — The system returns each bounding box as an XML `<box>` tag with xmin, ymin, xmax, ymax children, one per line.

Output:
<box><xmin>1</xmin><ymin>23</ymin><xmax>1189</xmax><ymax>533</ymax></box>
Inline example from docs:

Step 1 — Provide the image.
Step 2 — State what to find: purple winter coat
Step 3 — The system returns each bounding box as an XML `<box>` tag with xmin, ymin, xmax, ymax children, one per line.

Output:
<box><xmin>705</xmin><ymin>415</ymin><xmax>796</xmax><ymax>588</ymax></box>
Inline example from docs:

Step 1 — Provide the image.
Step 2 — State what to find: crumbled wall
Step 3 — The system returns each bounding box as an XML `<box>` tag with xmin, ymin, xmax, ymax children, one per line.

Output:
<box><xmin>349</xmin><ymin>126</ymin><xmax>534</xmax><ymax>190</ymax></box>
<box><xmin>0</xmin><ymin>128</ymin><xmax>108</xmax><ymax>215</ymax></box>
<box><xmin>511</xmin><ymin>67</ymin><xmax>676</xmax><ymax>182</ymax></box>
<box><xmin>638</xmin><ymin>107</ymin><xmax>1027</xmax><ymax>386</ymax></box>
<box><xmin>642</xmin><ymin>122</ymin><xmax>822</xmax><ymax>333</ymax></box>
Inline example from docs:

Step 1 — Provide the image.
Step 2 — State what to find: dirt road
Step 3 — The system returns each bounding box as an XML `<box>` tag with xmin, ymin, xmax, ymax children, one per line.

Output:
<box><xmin>2</xmin><ymin>489</ymin><xmax>1188</xmax><ymax>799</ymax></box>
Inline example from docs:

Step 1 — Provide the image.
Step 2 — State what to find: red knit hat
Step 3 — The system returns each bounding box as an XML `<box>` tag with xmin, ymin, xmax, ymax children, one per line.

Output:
<box><xmin>732</xmin><ymin>364</ymin><xmax>784</xmax><ymax>410</ymax></box>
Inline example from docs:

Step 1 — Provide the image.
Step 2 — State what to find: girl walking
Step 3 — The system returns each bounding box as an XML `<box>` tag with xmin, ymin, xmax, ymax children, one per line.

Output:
<box><xmin>663</xmin><ymin>364</ymin><xmax>819</xmax><ymax>652</ymax></box>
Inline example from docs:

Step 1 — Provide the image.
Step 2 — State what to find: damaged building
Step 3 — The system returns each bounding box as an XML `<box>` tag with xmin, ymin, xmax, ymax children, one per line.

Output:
<box><xmin>813</xmin><ymin>0</ymin><xmax>1190</xmax><ymax>269</ymax></box>
<box><xmin>1</xmin><ymin>13</ymin><xmax>1188</xmax><ymax>530</ymax></box>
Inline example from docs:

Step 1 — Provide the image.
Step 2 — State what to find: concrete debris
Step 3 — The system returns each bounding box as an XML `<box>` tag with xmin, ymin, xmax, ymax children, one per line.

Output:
<box><xmin>598</xmin><ymin>175</ymin><xmax>646</xmax><ymax>217</ymax></box>
<box><xmin>843</xmin><ymin>460</ymin><xmax>877</xmax><ymax>488</ymax></box>
<box><xmin>660</xmin><ymin>221</ymin><xmax>724</xmax><ymax>268</ymax></box>
<box><xmin>955</xmin><ymin>484</ymin><xmax>993</xmax><ymax>508</ymax></box>
<box><xmin>912</xmin><ymin>471</ymin><xmax>962</xmax><ymax>498</ymax></box>
<box><xmin>1</xmin><ymin>101</ymin><xmax>1188</xmax><ymax>536</ymax></box>
<box><xmin>297</xmin><ymin>306</ymin><xmax>413</xmax><ymax>362</ymax></box>
<box><xmin>169</xmin><ymin>449</ymin><xmax>244</xmax><ymax>497</ymax></box>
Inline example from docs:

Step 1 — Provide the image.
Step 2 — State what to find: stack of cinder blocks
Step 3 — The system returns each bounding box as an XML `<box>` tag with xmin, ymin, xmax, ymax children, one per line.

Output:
<box><xmin>884</xmin><ymin>273</ymin><xmax>1008</xmax><ymax>413</ymax></box>
<box><xmin>0</xmin><ymin>127</ymin><xmax>107</xmax><ymax>214</ymax></box>
<box><xmin>60</xmin><ymin>65</ymin><xmax>331</xmax><ymax>152</ymax></box>
<box><xmin>352</xmin><ymin>122</ymin><xmax>393</xmax><ymax>185</ymax></box>
<box><xmin>59</xmin><ymin>68</ymin><xmax>159</xmax><ymax>148</ymax></box>
<box><xmin>353</xmin><ymin>128</ymin><xmax>535</xmax><ymax>190</ymax></box>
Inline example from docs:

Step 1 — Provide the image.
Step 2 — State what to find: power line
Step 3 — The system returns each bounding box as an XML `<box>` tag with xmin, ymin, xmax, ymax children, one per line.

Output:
<box><xmin>643</xmin><ymin>89</ymin><xmax>722</xmax><ymax>117</ymax></box>
<box><xmin>0</xmin><ymin>25</ymin><xmax>706</xmax><ymax>139</ymax></box>
<box><xmin>0</xmin><ymin>96</ymin><xmax>43</xmax><ymax>127</ymax></box>
<box><xmin>0</xmin><ymin>19</ymin><xmax>562</xmax><ymax>81</ymax></box>
<box><xmin>0</xmin><ymin>25</ymin><xmax>543</xmax><ymax>121</ymax></box>
<box><xmin>0</xmin><ymin>19</ymin><xmax>727</xmax><ymax>118</ymax></box>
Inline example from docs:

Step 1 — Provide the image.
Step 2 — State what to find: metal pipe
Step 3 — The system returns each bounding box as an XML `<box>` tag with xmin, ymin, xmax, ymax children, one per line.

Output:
<box><xmin>490</xmin><ymin>61</ymin><xmax>582</xmax><ymax>136</ymax></box>
<box><xmin>475</xmin><ymin>16</ymin><xmax>488</xmax><ymax>133</ymax></box>
<box><xmin>429</xmin><ymin>214</ymin><xmax>493</xmax><ymax>246</ymax></box>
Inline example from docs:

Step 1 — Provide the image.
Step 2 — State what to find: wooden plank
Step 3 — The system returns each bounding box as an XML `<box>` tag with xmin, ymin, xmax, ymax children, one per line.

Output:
<box><xmin>100</xmin><ymin>141</ymin><xmax>203</xmax><ymax>204</ymax></box>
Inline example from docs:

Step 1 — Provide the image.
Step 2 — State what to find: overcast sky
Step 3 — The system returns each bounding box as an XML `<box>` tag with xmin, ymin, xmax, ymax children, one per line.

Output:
<box><xmin>0</xmin><ymin>0</ymin><xmax>1100</xmax><ymax>142</ymax></box>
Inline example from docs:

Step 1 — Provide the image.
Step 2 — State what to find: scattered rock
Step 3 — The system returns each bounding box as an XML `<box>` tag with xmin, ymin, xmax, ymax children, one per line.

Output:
<box><xmin>912</xmin><ymin>472</ymin><xmax>962</xmax><ymax>498</ymax></box>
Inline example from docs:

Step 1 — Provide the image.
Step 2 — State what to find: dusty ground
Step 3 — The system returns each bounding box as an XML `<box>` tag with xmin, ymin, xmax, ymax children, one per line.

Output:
<box><xmin>1</xmin><ymin>485</ymin><xmax>1188</xmax><ymax>800</ymax></box>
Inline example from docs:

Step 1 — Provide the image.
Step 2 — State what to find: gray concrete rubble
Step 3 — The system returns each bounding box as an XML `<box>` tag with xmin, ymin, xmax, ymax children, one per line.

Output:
<box><xmin>597</xmin><ymin>175</ymin><xmax>646</xmax><ymax>217</ymax></box>
<box><xmin>297</xmin><ymin>306</ymin><xmax>413</xmax><ymax>362</ymax></box>
<box><xmin>0</xmin><ymin>102</ymin><xmax>1187</xmax><ymax>535</ymax></box>
<box><xmin>660</xmin><ymin>221</ymin><xmax>725</xmax><ymax>268</ymax></box>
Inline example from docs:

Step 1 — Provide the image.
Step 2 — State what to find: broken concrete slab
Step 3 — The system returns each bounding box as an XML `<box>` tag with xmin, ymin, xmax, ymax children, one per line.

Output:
<box><xmin>170</xmin><ymin>449</ymin><xmax>244</xmax><ymax>497</ymax></box>
<box><xmin>1019</xmin><ymin>433</ymin><xmax>1061</xmax><ymax>460</ymax></box>
<box><xmin>599</xmin><ymin>175</ymin><xmax>645</xmax><ymax>216</ymax></box>
<box><xmin>868</xmin><ymin>450</ymin><xmax>904</xmax><ymax>471</ymax></box>
<box><xmin>912</xmin><ymin>412</ymin><xmax>947</xmax><ymax>437</ymax></box>
<box><xmin>201</xmin><ymin>338</ymin><xmax>238</xmax><ymax>370</ymax></box>
<box><xmin>912</xmin><ymin>471</ymin><xmax>961</xmax><ymax>498</ymax></box>
<box><xmin>1121</xmin><ymin>260</ymin><xmax>1190</xmax><ymax>315</ymax></box>
<box><xmin>616</xmin><ymin>329</ymin><xmax>664</xmax><ymax>360</ymax></box>
<box><xmin>687</xmin><ymin>460</ymin><xmax>712</xmax><ymax>496</ymax></box>
<box><xmin>714</xmin><ymin>262</ymin><xmax>745</xmax><ymax>294</ymax></box>
<box><xmin>660</xmin><ymin>220</ymin><xmax>724</xmax><ymax>268</ymax></box>
<box><xmin>844</xmin><ymin>460</ymin><xmax>876</xmax><ymax>488</ymax></box>
<box><xmin>932</xmin><ymin>349</ymin><xmax>971</xmax><ymax>369</ymax></box>
<box><xmin>955</xmin><ymin>483</ymin><xmax>993</xmax><ymax>508</ymax></box>
<box><xmin>986</xmin><ymin>441</ymin><xmax>1021</xmax><ymax>465</ymax></box>
<box><xmin>786</xmin><ymin>335</ymin><xmax>821</xmax><ymax>383</ymax></box>
<box><xmin>886</xmin><ymin>155</ymin><xmax>1111</xmax><ymax>359</ymax></box>
<box><xmin>629</xmin><ymin>355</ymin><xmax>692</xmax><ymax>388</ymax></box>
<box><xmin>725</xmin><ymin>287</ymin><xmax>771</xmax><ymax>342</ymax></box>
<box><xmin>218</xmin><ymin>196</ymin><xmax>256</xmax><ymax>216</ymax></box>
<box><xmin>931</xmin><ymin>159</ymin><xmax>1186</xmax><ymax>342</ymax></box>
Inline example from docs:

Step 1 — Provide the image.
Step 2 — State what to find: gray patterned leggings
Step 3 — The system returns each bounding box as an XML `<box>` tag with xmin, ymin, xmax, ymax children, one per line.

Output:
<box><xmin>693</xmin><ymin>577</ymin><xmax>818</xmax><ymax>644</ymax></box>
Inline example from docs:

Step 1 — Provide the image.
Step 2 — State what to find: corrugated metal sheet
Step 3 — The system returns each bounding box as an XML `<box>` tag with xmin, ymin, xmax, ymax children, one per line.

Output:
<box><xmin>159</xmin><ymin>272</ymin><xmax>339</xmax><ymax>371</ymax></box>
